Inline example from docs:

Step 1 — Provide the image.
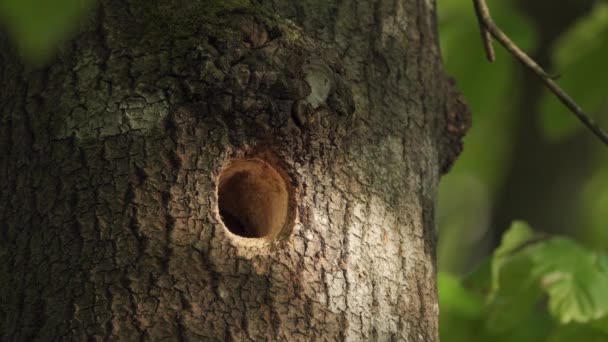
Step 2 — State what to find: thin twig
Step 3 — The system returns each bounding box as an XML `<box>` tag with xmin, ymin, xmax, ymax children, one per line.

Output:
<box><xmin>472</xmin><ymin>0</ymin><xmax>608</xmax><ymax>145</ymax></box>
<box><xmin>473</xmin><ymin>0</ymin><xmax>495</xmax><ymax>61</ymax></box>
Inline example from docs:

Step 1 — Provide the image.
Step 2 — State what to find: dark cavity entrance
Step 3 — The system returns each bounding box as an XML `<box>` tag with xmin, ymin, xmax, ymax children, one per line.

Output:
<box><xmin>217</xmin><ymin>159</ymin><xmax>291</xmax><ymax>239</ymax></box>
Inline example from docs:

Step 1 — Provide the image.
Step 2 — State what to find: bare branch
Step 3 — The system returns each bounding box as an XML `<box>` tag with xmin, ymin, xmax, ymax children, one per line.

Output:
<box><xmin>472</xmin><ymin>0</ymin><xmax>608</xmax><ymax>145</ymax></box>
<box><xmin>473</xmin><ymin>0</ymin><xmax>495</xmax><ymax>62</ymax></box>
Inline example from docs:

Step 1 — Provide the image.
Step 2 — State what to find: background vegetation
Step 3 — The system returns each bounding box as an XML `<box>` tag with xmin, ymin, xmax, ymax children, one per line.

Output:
<box><xmin>438</xmin><ymin>0</ymin><xmax>608</xmax><ymax>340</ymax></box>
<box><xmin>0</xmin><ymin>0</ymin><xmax>607</xmax><ymax>340</ymax></box>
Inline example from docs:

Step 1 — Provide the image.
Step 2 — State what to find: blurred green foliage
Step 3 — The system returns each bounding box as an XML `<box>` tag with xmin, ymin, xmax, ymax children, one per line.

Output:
<box><xmin>539</xmin><ymin>2</ymin><xmax>608</xmax><ymax>140</ymax></box>
<box><xmin>438</xmin><ymin>0</ymin><xmax>608</xmax><ymax>270</ymax></box>
<box><xmin>439</xmin><ymin>222</ymin><xmax>608</xmax><ymax>342</ymax></box>
<box><xmin>0</xmin><ymin>0</ymin><xmax>93</xmax><ymax>62</ymax></box>
<box><xmin>439</xmin><ymin>0</ymin><xmax>538</xmax><ymax>190</ymax></box>
<box><xmin>439</xmin><ymin>0</ymin><xmax>608</xmax><ymax>340</ymax></box>
<box><xmin>438</xmin><ymin>0</ymin><xmax>538</xmax><ymax>272</ymax></box>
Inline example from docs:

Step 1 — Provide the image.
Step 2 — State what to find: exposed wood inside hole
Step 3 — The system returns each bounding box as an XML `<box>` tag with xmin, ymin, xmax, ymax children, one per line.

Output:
<box><xmin>217</xmin><ymin>159</ymin><xmax>291</xmax><ymax>239</ymax></box>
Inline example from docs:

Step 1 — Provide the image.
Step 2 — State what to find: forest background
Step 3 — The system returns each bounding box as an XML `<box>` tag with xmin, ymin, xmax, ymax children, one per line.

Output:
<box><xmin>1</xmin><ymin>0</ymin><xmax>607</xmax><ymax>340</ymax></box>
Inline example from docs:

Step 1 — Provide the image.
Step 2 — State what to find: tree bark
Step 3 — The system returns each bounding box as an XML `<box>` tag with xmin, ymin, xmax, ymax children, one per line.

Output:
<box><xmin>0</xmin><ymin>0</ymin><xmax>468</xmax><ymax>340</ymax></box>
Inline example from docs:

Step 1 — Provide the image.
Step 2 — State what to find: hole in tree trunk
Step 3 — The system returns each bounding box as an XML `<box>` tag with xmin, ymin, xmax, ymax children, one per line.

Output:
<box><xmin>217</xmin><ymin>159</ymin><xmax>292</xmax><ymax>239</ymax></box>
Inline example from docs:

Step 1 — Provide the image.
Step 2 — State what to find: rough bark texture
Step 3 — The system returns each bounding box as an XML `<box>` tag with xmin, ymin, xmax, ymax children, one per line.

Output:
<box><xmin>0</xmin><ymin>0</ymin><xmax>467</xmax><ymax>340</ymax></box>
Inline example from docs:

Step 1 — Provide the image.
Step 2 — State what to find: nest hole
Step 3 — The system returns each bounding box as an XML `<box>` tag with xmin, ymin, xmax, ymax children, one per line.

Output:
<box><xmin>217</xmin><ymin>159</ymin><xmax>291</xmax><ymax>239</ymax></box>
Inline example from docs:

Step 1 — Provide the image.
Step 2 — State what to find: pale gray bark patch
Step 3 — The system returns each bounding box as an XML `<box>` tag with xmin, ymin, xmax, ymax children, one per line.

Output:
<box><xmin>0</xmin><ymin>0</ymin><xmax>465</xmax><ymax>340</ymax></box>
<box><xmin>302</xmin><ymin>58</ymin><xmax>334</xmax><ymax>109</ymax></box>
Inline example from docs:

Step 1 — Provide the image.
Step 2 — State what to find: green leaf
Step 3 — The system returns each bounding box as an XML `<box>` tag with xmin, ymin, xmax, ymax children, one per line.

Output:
<box><xmin>488</xmin><ymin>222</ymin><xmax>608</xmax><ymax>325</ymax></box>
<box><xmin>530</xmin><ymin>239</ymin><xmax>608</xmax><ymax>324</ymax></box>
<box><xmin>0</xmin><ymin>0</ymin><xmax>94</xmax><ymax>62</ymax></box>
<box><xmin>490</xmin><ymin>221</ymin><xmax>536</xmax><ymax>294</ymax></box>
<box><xmin>440</xmin><ymin>222</ymin><xmax>608</xmax><ymax>342</ymax></box>
<box><xmin>486</xmin><ymin>221</ymin><xmax>543</xmax><ymax>332</ymax></box>
<box><xmin>493</xmin><ymin>221</ymin><xmax>536</xmax><ymax>257</ymax></box>
<box><xmin>540</xmin><ymin>2</ymin><xmax>608</xmax><ymax>141</ymax></box>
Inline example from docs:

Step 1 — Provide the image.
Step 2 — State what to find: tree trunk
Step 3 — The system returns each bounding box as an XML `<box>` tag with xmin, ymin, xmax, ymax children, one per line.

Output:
<box><xmin>0</xmin><ymin>0</ymin><xmax>468</xmax><ymax>340</ymax></box>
